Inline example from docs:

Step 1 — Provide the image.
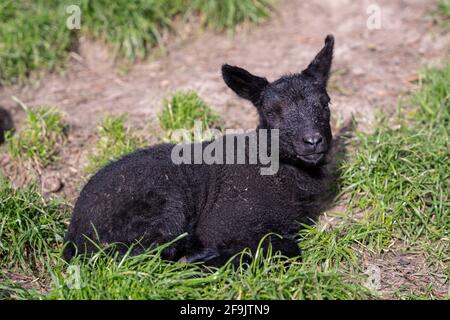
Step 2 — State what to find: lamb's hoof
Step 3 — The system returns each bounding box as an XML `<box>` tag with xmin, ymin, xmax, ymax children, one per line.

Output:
<box><xmin>177</xmin><ymin>248</ymin><xmax>219</xmax><ymax>264</ymax></box>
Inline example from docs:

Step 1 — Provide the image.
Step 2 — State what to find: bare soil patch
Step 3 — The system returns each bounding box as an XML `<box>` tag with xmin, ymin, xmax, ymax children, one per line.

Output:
<box><xmin>363</xmin><ymin>250</ymin><xmax>449</xmax><ymax>299</ymax></box>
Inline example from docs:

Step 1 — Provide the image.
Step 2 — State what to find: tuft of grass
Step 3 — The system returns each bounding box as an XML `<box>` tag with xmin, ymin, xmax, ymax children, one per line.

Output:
<box><xmin>6</xmin><ymin>103</ymin><xmax>67</xmax><ymax>167</ymax></box>
<box><xmin>277</xmin><ymin>62</ymin><xmax>449</xmax><ymax>298</ymax></box>
<box><xmin>438</xmin><ymin>0</ymin><xmax>450</xmax><ymax>18</ymax></box>
<box><xmin>159</xmin><ymin>90</ymin><xmax>221</xmax><ymax>141</ymax></box>
<box><xmin>85</xmin><ymin>114</ymin><xmax>144</xmax><ymax>175</ymax></box>
<box><xmin>0</xmin><ymin>270</ymin><xmax>45</xmax><ymax>300</ymax></box>
<box><xmin>193</xmin><ymin>0</ymin><xmax>274</xmax><ymax>31</ymax></box>
<box><xmin>0</xmin><ymin>1</ymin><xmax>73</xmax><ymax>85</ymax></box>
<box><xmin>0</xmin><ymin>176</ymin><xmax>69</xmax><ymax>275</ymax></box>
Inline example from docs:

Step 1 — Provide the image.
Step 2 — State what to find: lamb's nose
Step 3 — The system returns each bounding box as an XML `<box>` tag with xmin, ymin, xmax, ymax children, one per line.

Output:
<box><xmin>302</xmin><ymin>133</ymin><xmax>323</xmax><ymax>147</ymax></box>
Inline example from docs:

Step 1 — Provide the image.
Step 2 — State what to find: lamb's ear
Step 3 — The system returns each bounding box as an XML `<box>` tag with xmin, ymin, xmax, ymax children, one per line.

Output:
<box><xmin>303</xmin><ymin>35</ymin><xmax>334</xmax><ymax>85</ymax></box>
<box><xmin>222</xmin><ymin>64</ymin><xmax>269</xmax><ymax>104</ymax></box>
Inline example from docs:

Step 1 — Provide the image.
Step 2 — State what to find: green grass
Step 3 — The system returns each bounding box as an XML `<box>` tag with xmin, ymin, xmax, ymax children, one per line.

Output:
<box><xmin>0</xmin><ymin>1</ymin><xmax>74</xmax><ymax>84</ymax></box>
<box><xmin>437</xmin><ymin>0</ymin><xmax>450</xmax><ymax>28</ymax></box>
<box><xmin>159</xmin><ymin>90</ymin><xmax>221</xmax><ymax>141</ymax></box>
<box><xmin>77</xmin><ymin>0</ymin><xmax>188</xmax><ymax>61</ymax></box>
<box><xmin>85</xmin><ymin>114</ymin><xmax>144</xmax><ymax>175</ymax></box>
<box><xmin>78</xmin><ymin>0</ymin><xmax>274</xmax><ymax>60</ymax></box>
<box><xmin>87</xmin><ymin>92</ymin><xmax>221</xmax><ymax>174</ymax></box>
<box><xmin>0</xmin><ymin>273</ymin><xmax>42</xmax><ymax>300</ymax></box>
<box><xmin>438</xmin><ymin>0</ymin><xmax>450</xmax><ymax>18</ymax></box>
<box><xmin>46</xmin><ymin>63</ymin><xmax>449</xmax><ymax>299</ymax></box>
<box><xmin>0</xmin><ymin>1</ymin><xmax>274</xmax><ymax>84</ymax></box>
<box><xmin>340</xmin><ymin>62</ymin><xmax>449</xmax><ymax>249</ymax></box>
<box><xmin>1</xmin><ymin>63</ymin><xmax>448</xmax><ymax>300</ymax></box>
<box><xmin>193</xmin><ymin>0</ymin><xmax>274</xmax><ymax>31</ymax></box>
<box><xmin>46</xmin><ymin>237</ymin><xmax>372</xmax><ymax>300</ymax></box>
<box><xmin>0</xmin><ymin>177</ymin><xmax>69</xmax><ymax>275</ymax></box>
<box><xmin>5</xmin><ymin>102</ymin><xmax>67</xmax><ymax>167</ymax></box>
<box><xmin>282</xmin><ymin>62</ymin><xmax>449</xmax><ymax>298</ymax></box>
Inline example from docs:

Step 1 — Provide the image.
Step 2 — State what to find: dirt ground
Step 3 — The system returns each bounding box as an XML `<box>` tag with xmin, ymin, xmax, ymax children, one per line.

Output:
<box><xmin>0</xmin><ymin>0</ymin><xmax>448</xmax><ymax>298</ymax></box>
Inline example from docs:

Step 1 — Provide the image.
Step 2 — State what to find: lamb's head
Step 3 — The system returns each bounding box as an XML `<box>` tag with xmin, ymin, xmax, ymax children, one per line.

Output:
<box><xmin>222</xmin><ymin>35</ymin><xmax>334</xmax><ymax>168</ymax></box>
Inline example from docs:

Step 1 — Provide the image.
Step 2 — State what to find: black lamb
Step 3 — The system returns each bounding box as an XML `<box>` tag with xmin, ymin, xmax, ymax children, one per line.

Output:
<box><xmin>64</xmin><ymin>35</ymin><xmax>337</xmax><ymax>266</ymax></box>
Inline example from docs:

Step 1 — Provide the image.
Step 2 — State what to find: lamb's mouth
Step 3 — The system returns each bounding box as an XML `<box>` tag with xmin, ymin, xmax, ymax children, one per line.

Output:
<box><xmin>297</xmin><ymin>153</ymin><xmax>326</xmax><ymax>165</ymax></box>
